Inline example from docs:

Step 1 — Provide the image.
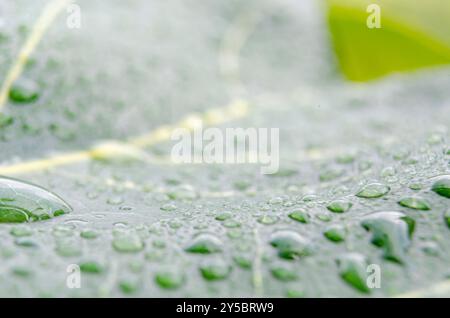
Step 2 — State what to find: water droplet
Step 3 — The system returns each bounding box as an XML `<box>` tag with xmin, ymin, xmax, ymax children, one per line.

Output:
<box><xmin>55</xmin><ymin>239</ymin><xmax>82</xmax><ymax>257</ymax></box>
<box><xmin>361</xmin><ymin>211</ymin><xmax>415</xmax><ymax>263</ymax></box>
<box><xmin>319</xmin><ymin>168</ymin><xmax>344</xmax><ymax>182</ymax></box>
<box><xmin>106</xmin><ymin>196</ymin><xmax>123</xmax><ymax>205</ymax></box>
<box><xmin>336</xmin><ymin>253</ymin><xmax>370</xmax><ymax>293</ymax></box>
<box><xmin>155</xmin><ymin>270</ymin><xmax>185</xmax><ymax>289</ymax></box>
<box><xmin>257</xmin><ymin>215</ymin><xmax>278</xmax><ymax>225</ymax></box>
<box><xmin>288</xmin><ymin>210</ymin><xmax>309</xmax><ymax>223</ymax></box>
<box><xmin>0</xmin><ymin>114</ymin><xmax>13</xmax><ymax>128</ymax></box>
<box><xmin>421</xmin><ymin>241</ymin><xmax>440</xmax><ymax>257</ymax></box>
<box><xmin>160</xmin><ymin>203</ymin><xmax>177</xmax><ymax>211</ymax></box>
<box><xmin>445</xmin><ymin>211</ymin><xmax>450</xmax><ymax>229</ymax></box>
<box><xmin>0</xmin><ymin>177</ymin><xmax>71</xmax><ymax>223</ymax></box>
<box><xmin>9</xmin><ymin>79</ymin><xmax>39</xmax><ymax>103</ymax></box>
<box><xmin>185</xmin><ymin>233</ymin><xmax>223</xmax><ymax>254</ymax></box>
<box><xmin>215</xmin><ymin>212</ymin><xmax>232</xmax><ymax>221</ymax></box>
<box><xmin>356</xmin><ymin>183</ymin><xmax>390</xmax><ymax>199</ymax></box>
<box><xmin>119</xmin><ymin>280</ymin><xmax>139</xmax><ymax>294</ymax></box>
<box><xmin>222</xmin><ymin>219</ymin><xmax>241</xmax><ymax>228</ymax></box>
<box><xmin>324</xmin><ymin>225</ymin><xmax>346</xmax><ymax>242</ymax></box>
<box><xmin>432</xmin><ymin>177</ymin><xmax>450</xmax><ymax>199</ymax></box>
<box><xmin>270</xmin><ymin>265</ymin><xmax>298</xmax><ymax>281</ymax></box>
<box><xmin>80</xmin><ymin>229</ymin><xmax>99</xmax><ymax>239</ymax></box>
<box><xmin>269</xmin><ymin>230</ymin><xmax>311</xmax><ymax>260</ymax></box>
<box><xmin>12</xmin><ymin>266</ymin><xmax>32</xmax><ymax>278</ymax></box>
<box><xmin>199</xmin><ymin>260</ymin><xmax>231</xmax><ymax>281</ymax></box>
<box><xmin>10</xmin><ymin>226</ymin><xmax>32</xmax><ymax>237</ymax></box>
<box><xmin>112</xmin><ymin>233</ymin><xmax>144</xmax><ymax>253</ymax></box>
<box><xmin>398</xmin><ymin>197</ymin><xmax>431</xmax><ymax>210</ymax></box>
<box><xmin>233</xmin><ymin>255</ymin><xmax>252</xmax><ymax>269</ymax></box>
<box><xmin>327</xmin><ymin>200</ymin><xmax>352</xmax><ymax>213</ymax></box>
<box><xmin>80</xmin><ymin>261</ymin><xmax>104</xmax><ymax>274</ymax></box>
<box><xmin>15</xmin><ymin>238</ymin><xmax>38</xmax><ymax>248</ymax></box>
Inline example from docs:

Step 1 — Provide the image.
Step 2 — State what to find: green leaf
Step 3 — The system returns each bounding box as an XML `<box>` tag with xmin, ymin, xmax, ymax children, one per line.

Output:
<box><xmin>327</xmin><ymin>0</ymin><xmax>450</xmax><ymax>81</ymax></box>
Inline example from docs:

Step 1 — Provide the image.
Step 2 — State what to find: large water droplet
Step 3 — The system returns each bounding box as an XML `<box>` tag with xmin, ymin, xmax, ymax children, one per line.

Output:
<box><xmin>112</xmin><ymin>232</ymin><xmax>144</xmax><ymax>253</ymax></box>
<box><xmin>185</xmin><ymin>233</ymin><xmax>223</xmax><ymax>254</ymax></box>
<box><xmin>199</xmin><ymin>260</ymin><xmax>231</xmax><ymax>281</ymax></box>
<box><xmin>327</xmin><ymin>200</ymin><xmax>353</xmax><ymax>213</ymax></box>
<box><xmin>9</xmin><ymin>79</ymin><xmax>39</xmax><ymax>103</ymax></box>
<box><xmin>155</xmin><ymin>270</ymin><xmax>185</xmax><ymax>289</ymax></box>
<box><xmin>324</xmin><ymin>224</ymin><xmax>346</xmax><ymax>242</ymax></box>
<box><xmin>432</xmin><ymin>177</ymin><xmax>450</xmax><ymax>199</ymax></box>
<box><xmin>269</xmin><ymin>230</ymin><xmax>311</xmax><ymax>260</ymax></box>
<box><xmin>356</xmin><ymin>183</ymin><xmax>390</xmax><ymax>199</ymax></box>
<box><xmin>398</xmin><ymin>197</ymin><xmax>431</xmax><ymax>210</ymax></box>
<box><xmin>288</xmin><ymin>210</ymin><xmax>309</xmax><ymax>223</ymax></box>
<box><xmin>336</xmin><ymin>253</ymin><xmax>370</xmax><ymax>293</ymax></box>
<box><xmin>0</xmin><ymin>177</ymin><xmax>72</xmax><ymax>223</ymax></box>
<box><xmin>361</xmin><ymin>211</ymin><xmax>415</xmax><ymax>263</ymax></box>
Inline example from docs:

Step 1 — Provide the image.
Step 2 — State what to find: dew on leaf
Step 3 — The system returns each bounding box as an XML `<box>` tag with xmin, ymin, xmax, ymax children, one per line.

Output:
<box><xmin>119</xmin><ymin>280</ymin><xmax>139</xmax><ymax>294</ymax></box>
<box><xmin>431</xmin><ymin>177</ymin><xmax>450</xmax><ymax>198</ymax></box>
<box><xmin>112</xmin><ymin>233</ymin><xmax>144</xmax><ymax>253</ymax></box>
<box><xmin>269</xmin><ymin>230</ymin><xmax>311</xmax><ymax>260</ymax></box>
<box><xmin>155</xmin><ymin>270</ymin><xmax>185</xmax><ymax>289</ymax></box>
<box><xmin>324</xmin><ymin>225</ymin><xmax>346</xmax><ymax>242</ymax></box>
<box><xmin>55</xmin><ymin>240</ymin><xmax>82</xmax><ymax>257</ymax></box>
<box><xmin>257</xmin><ymin>215</ymin><xmax>278</xmax><ymax>225</ymax></box>
<box><xmin>356</xmin><ymin>183</ymin><xmax>390</xmax><ymax>199</ymax></box>
<box><xmin>327</xmin><ymin>200</ymin><xmax>352</xmax><ymax>213</ymax></box>
<box><xmin>80</xmin><ymin>261</ymin><xmax>104</xmax><ymax>274</ymax></box>
<box><xmin>199</xmin><ymin>260</ymin><xmax>231</xmax><ymax>281</ymax></box>
<box><xmin>80</xmin><ymin>229</ymin><xmax>99</xmax><ymax>239</ymax></box>
<box><xmin>215</xmin><ymin>212</ymin><xmax>231</xmax><ymax>221</ymax></box>
<box><xmin>288</xmin><ymin>210</ymin><xmax>309</xmax><ymax>223</ymax></box>
<box><xmin>185</xmin><ymin>233</ymin><xmax>223</xmax><ymax>254</ymax></box>
<box><xmin>270</xmin><ymin>265</ymin><xmax>298</xmax><ymax>281</ymax></box>
<box><xmin>15</xmin><ymin>238</ymin><xmax>38</xmax><ymax>248</ymax></box>
<box><xmin>398</xmin><ymin>197</ymin><xmax>431</xmax><ymax>210</ymax></box>
<box><xmin>0</xmin><ymin>177</ymin><xmax>72</xmax><ymax>223</ymax></box>
<box><xmin>233</xmin><ymin>255</ymin><xmax>252</xmax><ymax>269</ymax></box>
<box><xmin>336</xmin><ymin>253</ymin><xmax>370</xmax><ymax>293</ymax></box>
<box><xmin>160</xmin><ymin>203</ymin><xmax>177</xmax><ymax>211</ymax></box>
<box><xmin>10</xmin><ymin>226</ymin><xmax>32</xmax><ymax>237</ymax></box>
<box><xmin>9</xmin><ymin>79</ymin><xmax>39</xmax><ymax>103</ymax></box>
<box><xmin>0</xmin><ymin>114</ymin><xmax>14</xmax><ymax>128</ymax></box>
<box><xmin>361</xmin><ymin>211</ymin><xmax>415</xmax><ymax>264</ymax></box>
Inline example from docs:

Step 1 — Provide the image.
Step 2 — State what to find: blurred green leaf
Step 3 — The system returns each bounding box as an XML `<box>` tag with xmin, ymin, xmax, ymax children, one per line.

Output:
<box><xmin>327</xmin><ymin>0</ymin><xmax>450</xmax><ymax>81</ymax></box>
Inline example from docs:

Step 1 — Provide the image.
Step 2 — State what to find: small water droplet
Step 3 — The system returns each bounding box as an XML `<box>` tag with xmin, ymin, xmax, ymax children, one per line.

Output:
<box><xmin>288</xmin><ymin>210</ymin><xmax>309</xmax><ymax>223</ymax></box>
<box><xmin>185</xmin><ymin>233</ymin><xmax>223</xmax><ymax>254</ymax></box>
<box><xmin>327</xmin><ymin>200</ymin><xmax>352</xmax><ymax>213</ymax></box>
<box><xmin>10</xmin><ymin>226</ymin><xmax>32</xmax><ymax>237</ymax></box>
<box><xmin>398</xmin><ymin>197</ymin><xmax>431</xmax><ymax>210</ymax></box>
<box><xmin>160</xmin><ymin>203</ymin><xmax>177</xmax><ymax>211</ymax></box>
<box><xmin>257</xmin><ymin>215</ymin><xmax>278</xmax><ymax>225</ymax></box>
<box><xmin>233</xmin><ymin>255</ymin><xmax>252</xmax><ymax>269</ymax></box>
<box><xmin>356</xmin><ymin>183</ymin><xmax>390</xmax><ymax>199</ymax></box>
<box><xmin>112</xmin><ymin>233</ymin><xmax>144</xmax><ymax>253</ymax></box>
<box><xmin>155</xmin><ymin>270</ymin><xmax>185</xmax><ymax>289</ymax></box>
<box><xmin>324</xmin><ymin>225</ymin><xmax>346</xmax><ymax>242</ymax></box>
<box><xmin>107</xmin><ymin>196</ymin><xmax>124</xmax><ymax>205</ymax></box>
<box><xmin>80</xmin><ymin>229</ymin><xmax>99</xmax><ymax>239</ymax></box>
<box><xmin>270</xmin><ymin>265</ymin><xmax>298</xmax><ymax>281</ymax></box>
<box><xmin>199</xmin><ymin>260</ymin><xmax>231</xmax><ymax>281</ymax></box>
<box><xmin>269</xmin><ymin>230</ymin><xmax>311</xmax><ymax>260</ymax></box>
<box><xmin>80</xmin><ymin>261</ymin><xmax>104</xmax><ymax>274</ymax></box>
